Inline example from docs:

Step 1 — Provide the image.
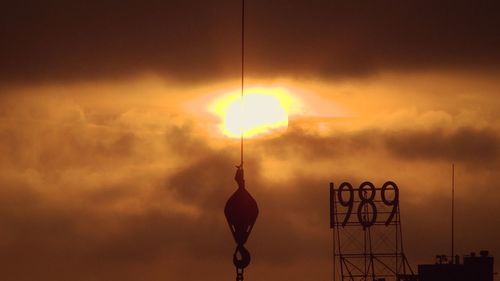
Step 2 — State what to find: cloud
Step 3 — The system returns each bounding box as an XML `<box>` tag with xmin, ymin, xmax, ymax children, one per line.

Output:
<box><xmin>1</xmin><ymin>0</ymin><xmax>500</xmax><ymax>85</ymax></box>
<box><xmin>256</xmin><ymin>125</ymin><xmax>500</xmax><ymax>169</ymax></box>
<box><xmin>385</xmin><ymin>127</ymin><xmax>499</xmax><ymax>164</ymax></box>
<box><xmin>0</xmin><ymin>87</ymin><xmax>499</xmax><ymax>280</ymax></box>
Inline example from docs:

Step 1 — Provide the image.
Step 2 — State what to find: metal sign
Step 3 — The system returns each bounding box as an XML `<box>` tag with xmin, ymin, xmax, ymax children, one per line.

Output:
<box><xmin>330</xmin><ymin>181</ymin><xmax>416</xmax><ymax>281</ymax></box>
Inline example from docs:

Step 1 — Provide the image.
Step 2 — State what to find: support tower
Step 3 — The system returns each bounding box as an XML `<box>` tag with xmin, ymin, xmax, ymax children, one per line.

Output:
<box><xmin>330</xmin><ymin>181</ymin><xmax>416</xmax><ymax>281</ymax></box>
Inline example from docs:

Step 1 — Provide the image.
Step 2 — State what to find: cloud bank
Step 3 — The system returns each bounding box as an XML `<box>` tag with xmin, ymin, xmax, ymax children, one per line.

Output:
<box><xmin>0</xmin><ymin>83</ymin><xmax>498</xmax><ymax>280</ymax></box>
<box><xmin>1</xmin><ymin>0</ymin><xmax>500</xmax><ymax>84</ymax></box>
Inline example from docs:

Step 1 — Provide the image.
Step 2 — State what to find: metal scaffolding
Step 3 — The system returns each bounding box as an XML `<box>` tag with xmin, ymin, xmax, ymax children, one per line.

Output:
<box><xmin>330</xmin><ymin>181</ymin><xmax>416</xmax><ymax>281</ymax></box>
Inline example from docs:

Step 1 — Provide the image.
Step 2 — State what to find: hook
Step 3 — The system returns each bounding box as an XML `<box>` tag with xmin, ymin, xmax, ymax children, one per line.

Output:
<box><xmin>233</xmin><ymin>244</ymin><xmax>251</xmax><ymax>269</ymax></box>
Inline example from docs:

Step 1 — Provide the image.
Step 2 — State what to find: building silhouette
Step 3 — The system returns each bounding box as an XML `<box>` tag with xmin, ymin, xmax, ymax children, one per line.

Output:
<box><xmin>418</xmin><ymin>250</ymin><xmax>494</xmax><ymax>281</ymax></box>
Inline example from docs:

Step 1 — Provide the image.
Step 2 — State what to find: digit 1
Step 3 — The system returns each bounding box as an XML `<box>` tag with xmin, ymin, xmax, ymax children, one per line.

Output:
<box><xmin>330</xmin><ymin>182</ymin><xmax>334</xmax><ymax>228</ymax></box>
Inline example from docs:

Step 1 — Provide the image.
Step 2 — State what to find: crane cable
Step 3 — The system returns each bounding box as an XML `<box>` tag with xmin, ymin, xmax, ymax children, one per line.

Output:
<box><xmin>240</xmin><ymin>0</ymin><xmax>245</xmax><ymax>168</ymax></box>
<box><xmin>236</xmin><ymin>1</ymin><xmax>245</xmax><ymax>280</ymax></box>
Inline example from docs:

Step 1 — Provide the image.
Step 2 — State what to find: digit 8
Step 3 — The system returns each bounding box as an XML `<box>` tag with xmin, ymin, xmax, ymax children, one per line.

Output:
<box><xmin>357</xmin><ymin>181</ymin><xmax>377</xmax><ymax>228</ymax></box>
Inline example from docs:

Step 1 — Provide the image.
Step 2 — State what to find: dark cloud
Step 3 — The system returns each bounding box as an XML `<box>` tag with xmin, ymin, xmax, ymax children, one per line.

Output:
<box><xmin>1</xmin><ymin>0</ymin><xmax>500</xmax><ymax>84</ymax></box>
<box><xmin>385</xmin><ymin>127</ymin><xmax>500</xmax><ymax>164</ymax></box>
<box><xmin>257</xmin><ymin>126</ymin><xmax>377</xmax><ymax>159</ymax></box>
<box><xmin>256</xmin><ymin>126</ymin><xmax>500</xmax><ymax>168</ymax></box>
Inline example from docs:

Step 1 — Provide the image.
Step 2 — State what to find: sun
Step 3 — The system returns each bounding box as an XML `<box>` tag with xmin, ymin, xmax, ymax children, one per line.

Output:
<box><xmin>210</xmin><ymin>87</ymin><xmax>295</xmax><ymax>138</ymax></box>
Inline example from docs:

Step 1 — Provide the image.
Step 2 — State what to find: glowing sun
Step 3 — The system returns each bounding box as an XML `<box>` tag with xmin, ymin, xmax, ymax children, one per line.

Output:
<box><xmin>211</xmin><ymin>87</ymin><xmax>294</xmax><ymax>138</ymax></box>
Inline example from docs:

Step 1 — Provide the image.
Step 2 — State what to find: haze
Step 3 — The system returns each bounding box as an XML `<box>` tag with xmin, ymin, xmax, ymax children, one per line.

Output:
<box><xmin>0</xmin><ymin>1</ymin><xmax>499</xmax><ymax>280</ymax></box>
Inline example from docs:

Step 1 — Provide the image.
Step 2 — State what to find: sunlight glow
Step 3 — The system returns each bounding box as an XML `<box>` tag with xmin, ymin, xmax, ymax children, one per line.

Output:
<box><xmin>210</xmin><ymin>87</ymin><xmax>295</xmax><ymax>138</ymax></box>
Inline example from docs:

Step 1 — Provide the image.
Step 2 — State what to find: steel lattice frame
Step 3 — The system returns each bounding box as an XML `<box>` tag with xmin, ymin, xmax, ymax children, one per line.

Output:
<box><xmin>330</xmin><ymin>182</ymin><xmax>416</xmax><ymax>281</ymax></box>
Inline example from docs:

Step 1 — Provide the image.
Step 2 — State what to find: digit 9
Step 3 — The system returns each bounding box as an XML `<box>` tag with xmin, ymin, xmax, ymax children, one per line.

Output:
<box><xmin>381</xmin><ymin>181</ymin><xmax>399</xmax><ymax>225</ymax></box>
<box><xmin>337</xmin><ymin>182</ymin><xmax>354</xmax><ymax>227</ymax></box>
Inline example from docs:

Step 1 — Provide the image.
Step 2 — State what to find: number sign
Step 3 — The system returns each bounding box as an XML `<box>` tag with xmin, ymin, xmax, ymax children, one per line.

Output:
<box><xmin>330</xmin><ymin>181</ymin><xmax>399</xmax><ymax>228</ymax></box>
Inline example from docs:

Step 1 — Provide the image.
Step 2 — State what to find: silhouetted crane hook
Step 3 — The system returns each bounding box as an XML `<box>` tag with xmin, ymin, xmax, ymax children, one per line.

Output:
<box><xmin>224</xmin><ymin>166</ymin><xmax>259</xmax><ymax>280</ymax></box>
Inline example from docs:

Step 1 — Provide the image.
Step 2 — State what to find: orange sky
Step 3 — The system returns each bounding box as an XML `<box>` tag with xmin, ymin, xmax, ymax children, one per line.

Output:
<box><xmin>1</xmin><ymin>1</ymin><xmax>500</xmax><ymax>281</ymax></box>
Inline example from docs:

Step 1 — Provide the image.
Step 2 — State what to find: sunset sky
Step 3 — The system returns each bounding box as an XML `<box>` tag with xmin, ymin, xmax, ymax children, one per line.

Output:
<box><xmin>1</xmin><ymin>1</ymin><xmax>499</xmax><ymax>280</ymax></box>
